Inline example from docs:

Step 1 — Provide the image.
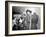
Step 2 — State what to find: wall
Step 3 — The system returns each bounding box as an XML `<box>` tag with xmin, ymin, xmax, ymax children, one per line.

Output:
<box><xmin>0</xmin><ymin>0</ymin><xmax>46</xmax><ymax>37</ymax></box>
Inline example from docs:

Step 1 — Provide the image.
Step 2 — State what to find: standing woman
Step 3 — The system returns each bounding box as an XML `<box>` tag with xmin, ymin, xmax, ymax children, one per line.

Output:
<box><xmin>25</xmin><ymin>10</ymin><xmax>32</xmax><ymax>30</ymax></box>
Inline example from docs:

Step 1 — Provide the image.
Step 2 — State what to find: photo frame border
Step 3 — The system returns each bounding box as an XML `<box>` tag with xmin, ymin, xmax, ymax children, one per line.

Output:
<box><xmin>5</xmin><ymin>1</ymin><xmax>45</xmax><ymax>36</ymax></box>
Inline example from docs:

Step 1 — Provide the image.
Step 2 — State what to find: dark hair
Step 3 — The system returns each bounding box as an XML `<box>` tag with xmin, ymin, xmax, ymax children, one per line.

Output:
<box><xmin>20</xmin><ymin>17</ymin><xmax>23</xmax><ymax>19</ymax></box>
<box><xmin>26</xmin><ymin>9</ymin><xmax>32</xmax><ymax>13</ymax></box>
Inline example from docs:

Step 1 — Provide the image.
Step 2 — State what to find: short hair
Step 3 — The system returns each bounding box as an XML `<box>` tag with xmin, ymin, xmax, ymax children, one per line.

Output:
<box><xmin>26</xmin><ymin>9</ymin><xmax>32</xmax><ymax>13</ymax></box>
<box><xmin>20</xmin><ymin>17</ymin><xmax>23</xmax><ymax>19</ymax></box>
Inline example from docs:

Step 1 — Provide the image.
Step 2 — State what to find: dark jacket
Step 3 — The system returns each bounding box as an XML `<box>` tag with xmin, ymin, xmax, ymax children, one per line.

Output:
<box><xmin>31</xmin><ymin>13</ymin><xmax>38</xmax><ymax>29</ymax></box>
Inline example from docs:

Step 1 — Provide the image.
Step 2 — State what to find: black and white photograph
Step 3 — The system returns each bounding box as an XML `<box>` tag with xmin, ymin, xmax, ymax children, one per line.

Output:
<box><xmin>5</xmin><ymin>1</ymin><xmax>45</xmax><ymax>36</ymax></box>
<box><xmin>12</xmin><ymin>6</ymin><xmax>40</xmax><ymax>30</ymax></box>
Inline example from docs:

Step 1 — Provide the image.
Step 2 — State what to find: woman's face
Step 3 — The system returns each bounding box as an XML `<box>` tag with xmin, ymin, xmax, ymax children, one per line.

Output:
<box><xmin>27</xmin><ymin>12</ymin><xmax>31</xmax><ymax>15</ymax></box>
